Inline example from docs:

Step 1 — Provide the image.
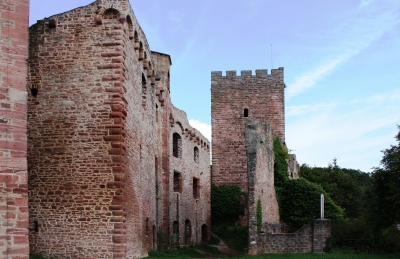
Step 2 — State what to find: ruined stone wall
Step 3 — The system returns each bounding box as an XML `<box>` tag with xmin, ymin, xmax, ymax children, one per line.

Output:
<box><xmin>0</xmin><ymin>0</ymin><xmax>30</xmax><ymax>258</ymax></box>
<box><xmin>168</xmin><ymin>106</ymin><xmax>211</xmax><ymax>246</ymax></box>
<box><xmin>287</xmin><ymin>154</ymin><xmax>299</xmax><ymax>179</ymax></box>
<box><xmin>245</xmin><ymin>121</ymin><xmax>280</xmax><ymax>255</ymax></box>
<box><xmin>151</xmin><ymin>51</ymin><xmax>172</xmax><ymax>240</ymax></box>
<box><xmin>211</xmin><ymin>69</ymin><xmax>285</xmax><ymax>192</ymax></box>
<box><xmin>27</xmin><ymin>1</ymin><xmax>163</xmax><ymax>258</ymax></box>
<box><xmin>257</xmin><ymin>219</ymin><xmax>331</xmax><ymax>254</ymax></box>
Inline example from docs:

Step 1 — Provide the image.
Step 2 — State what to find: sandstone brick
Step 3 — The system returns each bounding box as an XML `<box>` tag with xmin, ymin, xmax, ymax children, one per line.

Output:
<box><xmin>0</xmin><ymin>0</ymin><xmax>29</xmax><ymax>258</ymax></box>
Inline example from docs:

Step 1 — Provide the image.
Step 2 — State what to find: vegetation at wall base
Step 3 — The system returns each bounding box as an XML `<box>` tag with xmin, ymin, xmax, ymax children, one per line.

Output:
<box><xmin>212</xmin><ymin>224</ymin><xmax>248</xmax><ymax>251</ymax></box>
<box><xmin>211</xmin><ymin>183</ymin><xmax>248</xmax><ymax>251</ymax></box>
<box><xmin>232</xmin><ymin>253</ymin><xmax>400</xmax><ymax>259</ymax></box>
<box><xmin>211</xmin><ymin>183</ymin><xmax>245</xmax><ymax>225</ymax></box>
<box><xmin>273</xmin><ymin>137</ymin><xmax>343</xmax><ymax>231</ymax></box>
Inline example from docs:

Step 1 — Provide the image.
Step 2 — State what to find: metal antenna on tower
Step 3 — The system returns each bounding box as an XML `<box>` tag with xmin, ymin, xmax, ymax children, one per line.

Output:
<box><xmin>271</xmin><ymin>44</ymin><xmax>273</xmax><ymax>70</ymax></box>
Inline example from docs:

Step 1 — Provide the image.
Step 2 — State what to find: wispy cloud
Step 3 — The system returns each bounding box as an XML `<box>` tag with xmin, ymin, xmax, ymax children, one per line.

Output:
<box><xmin>286</xmin><ymin>57</ymin><xmax>344</xmax><ymax>98</ymax></box>
<box><xmin>286</xmin><ymin>89</ymin><xmax>400</xmax><ymax>172</ymax></box>
<box><xmin>360</xmin><ymin>0</ymin><xmax>376</xmax><ymax>8</ymax></box>
<box><xmin>286</xmin><ymin>1</ymin><xmax>400</xmax><ymax>98</ymax></box>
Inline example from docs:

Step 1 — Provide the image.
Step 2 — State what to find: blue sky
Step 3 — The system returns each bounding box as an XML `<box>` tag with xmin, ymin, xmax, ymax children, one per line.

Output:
<box><xmin>30</xmin><ymin>0</ymin><xmax>400</xmax><ymax>172</ymax></box>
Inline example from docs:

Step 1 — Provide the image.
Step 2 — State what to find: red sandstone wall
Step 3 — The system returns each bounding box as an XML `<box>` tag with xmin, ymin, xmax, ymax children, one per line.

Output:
<box><xmin>0</xmin><ymin>0</ymin><xmax>30</xmax><ymax>258</ymax></box>
<box><xmin>169</xmin><ymin>106</ymin><xmax>211</xmax><ymax>246</ymax></box>
<box><xmin>211</xmin><ymin>69</ymin><xmax>285</xmax><ymax>192</ymax></box>
<box><xmin>27</xmin><ymin>1</ymin><xmax>163</xmax><ymax>258</ymax></box>
<box><xmin>27</xmin><ymin>1</ymin><xmax>211</xmax><ymax>257</ymax></box>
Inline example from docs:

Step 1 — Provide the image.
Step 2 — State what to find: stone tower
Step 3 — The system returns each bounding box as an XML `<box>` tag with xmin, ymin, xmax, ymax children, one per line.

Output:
<box><xmin>0</xmin><ymin>0</ymin><xmax>30</xmax><ymax>258</ymax></box>
<box><xmin>211</xmin><ymin>68</ymin><xmax>285</xmax><ymax>191</ymax></box>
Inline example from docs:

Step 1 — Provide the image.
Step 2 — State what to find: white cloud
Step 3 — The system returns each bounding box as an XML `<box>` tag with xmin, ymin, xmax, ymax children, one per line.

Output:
<box><xmin>287</xmin><ymin>57</ymin><xmax>344</xmax><ymax>98</ymax></box>
<box><xmin>286</xmin><ymin>90</ymin><xmax>400</xmax><ymax>172</ymax></box>
<box><xmin>360</xmin><ymin>0</ymin><xmax>376</xmax><ymax>8</ymax></box>
<box><xmin>189</xmin><ymin>119</ymin><xmax>211</xmax><ymax>142</ymax></box>
<box><xmin>286</xmin><ymin>1</ymin><xmax>400</xmax><ymax>98</ymax></box>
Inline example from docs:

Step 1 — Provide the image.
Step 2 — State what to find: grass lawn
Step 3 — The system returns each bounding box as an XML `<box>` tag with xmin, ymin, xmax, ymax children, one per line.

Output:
<box><xmin>147</xmin><ymin>247</ymin><xmax>399</xmax><ymax>259</ymax></box>
<box><xmin>234</xmin><ymin>253</ymin><xmax>399</xmax><ymax>259</ymax></box>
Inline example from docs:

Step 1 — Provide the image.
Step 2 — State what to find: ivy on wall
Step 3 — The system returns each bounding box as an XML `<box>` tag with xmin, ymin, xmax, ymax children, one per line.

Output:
<box><xmin>257</xmin><ymin>198</ymin><xmax>262</xmax><ymax>233</ymax></box>
<box><xmin>273</xmin><ymin>137</ymin><xmax>343</xmax><ymax>231</ymax></box>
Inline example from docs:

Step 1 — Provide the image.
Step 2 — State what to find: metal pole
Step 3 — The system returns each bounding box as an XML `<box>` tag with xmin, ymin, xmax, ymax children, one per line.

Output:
<box><xmin>320</xmin><ymin>194</ymin><xmax>325</xmax><ymax>219</ymax></box>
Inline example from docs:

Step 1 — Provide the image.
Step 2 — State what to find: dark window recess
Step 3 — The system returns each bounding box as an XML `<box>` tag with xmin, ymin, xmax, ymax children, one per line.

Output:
<box><xmin>193</xmin><ymin>178</ymin><xmax>199</xmax><ymax>199</ymax></box>
<box><xmin>173</xmin><ymin>221</ymin><xmax>179</xmax><ymax>234</ymax></box>
<box><xmin>174</xmin><ymin>172</ymin><xmax>180</xmax><ymax>192</ymax></box>
<box><xmin>173</xmin><ymin>133</ymin><xmax>182</xmax><ymax>158</ymax></box>
<box><xmin>194</xmin><ymin>146</ymin><xmax>199</xmax><ymax>163</ymax></box>
<box><xmin>34</xmin><ymin>221</ymin><xmax>39</xmax><ymax>232</ymax></box>
<box><xmin>244</xmin><ymin>108</ymin><xmax>249</xmax><ymax>117</ymax></box>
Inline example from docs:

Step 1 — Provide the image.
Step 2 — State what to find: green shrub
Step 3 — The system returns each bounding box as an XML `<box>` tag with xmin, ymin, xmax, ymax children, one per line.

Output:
<box><xmin>212</xmin><ymin>225</ymin><xmax>248</xmax><ymax>251</ymax></box>
<box><xmin>211</xmin><ymin>183</ymin><xmax>245</xmax><ymax>225</ymax></box>
<box><xmin>257</xmin><ymin>198</ymin><xmax>262</xmax><ymax>232</ymax></box>
<box><xmin>273</xmin><ymin>137</ymin><xmax>343</xmax><ymax>231</ymax></box>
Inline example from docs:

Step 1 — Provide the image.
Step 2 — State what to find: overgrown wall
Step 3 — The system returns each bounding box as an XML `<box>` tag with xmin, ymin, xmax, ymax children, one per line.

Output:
<box><xmin>0</xmin><ymin>0</ymin><xmax>30</xmax><ymax>258</ymax></box>
<box><xmin>245</xmin><ymin>121</ymin><xmax>280</xmax><ymax>255</ymax></box>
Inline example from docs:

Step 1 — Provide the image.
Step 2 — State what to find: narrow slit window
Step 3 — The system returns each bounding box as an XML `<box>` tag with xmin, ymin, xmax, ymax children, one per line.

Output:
<box><xmin>194</xmin><ymin>146</ymin><xmax>199</xmax><ymax>163</ymax></box>
<box><xmin>174</xmin><ymin>172</ymin><xmax>181</xmax><ymax>193</ymax></box>
<box><xmin>193</xmin><ymin>178</ymin><xmax>199</xmax><ymax>199</ymax></box>
<box><xmin>244</xmin><ymin>108</ymin><xmax>249</xmax><ymax>117</ymax></box>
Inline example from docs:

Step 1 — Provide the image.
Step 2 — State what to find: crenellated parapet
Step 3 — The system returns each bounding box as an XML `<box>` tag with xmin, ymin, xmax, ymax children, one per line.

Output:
<box><xmin>211</xmin><ymin>68</ymin><xmax>284</xmax><ymax>84</ymax></box>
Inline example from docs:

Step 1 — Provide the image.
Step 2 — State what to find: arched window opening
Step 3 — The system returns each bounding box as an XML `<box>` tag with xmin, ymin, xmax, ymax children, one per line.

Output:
<box><xmin>173</xmin><ymin>221</ymin><xmax>179</xmax><ymax>247</ymax></box>
<box><xmin>139</xmin><ymin>42</ymin><xmax>144</xmax><ymax>61</ymax></box>
<box><xmin>173</xmin><ymin>133</ymin><xmax>182</xmax><ymax>158</ymax></box>
<box><xmin>127</xmin><ymin>15</ymin><xmax>134</xmax><ymax>39</ymax></box>
<box><xmin>184</xmin><ymin>220</ymin><xmax>192</xmax><ymax>245</ymax></box>
<box><xmin>194</xmin><ymin>146</ymin><xmax>199</xmax><ymax>163</ymax></box>
<box><xmin>152</xmin><ymin>225</ymin><xmax>157</xmax><ymax>250</ymax></box>
<box><xmin>244</xmin><ymin>108</ymin><xmax>249</xmax><ymax>117</ymax></box>
<box><xmin>201</xmin><ymin>224</ymin><xmax>208</xmax><ymax>242</ymax></box>
<box><xmin>134</xmin><ymin>31</ymin><xmax>139</xmax><ymax>50</ymax></box>
<box><xmin>142</xmin><ymin>73</ymin><xmax>147</xmax><ymax>93</ymax></box>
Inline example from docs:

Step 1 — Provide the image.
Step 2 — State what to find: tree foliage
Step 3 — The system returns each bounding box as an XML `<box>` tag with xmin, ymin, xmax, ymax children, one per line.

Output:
<box><xmin>300</xmin><ymin>163</ymin><xmax>372</xmax><ymax>219</ymax></box>
<box><xmin>273</xmin><ymin>137</ymin><xmax>343</xmax><ymax>231</ymax></box>
<box><xmin>211</xmin><ymin>183</ymin><xmax>245</xmax><ymax>226</ymax></box>
<box><xmin>371</xmin><ymin>125</ymin><xmax>400</xmax><ymax>229</ymax></box>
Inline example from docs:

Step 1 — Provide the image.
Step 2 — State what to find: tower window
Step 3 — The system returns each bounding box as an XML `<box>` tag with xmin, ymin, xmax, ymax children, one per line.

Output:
<box><xmin>174</xmin><ymin>172</ymin><xmax>181</xmax><ymax>193</ymax></box>
<box><xmin>193</xmin><ymin>178</ymin><xmax>199</xmax><ymax>199</ymax></box>
<box><xmin>244</xmin><ymin>108</ymin><xmax>249</xmax><ymax>117</ymax></box>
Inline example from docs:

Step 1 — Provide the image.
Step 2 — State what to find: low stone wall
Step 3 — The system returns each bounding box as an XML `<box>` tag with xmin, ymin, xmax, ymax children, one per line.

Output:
<box><xmin>257</xmin><ymin>219</ymin><xmax>331</xmax><ymax>254</ymax></box>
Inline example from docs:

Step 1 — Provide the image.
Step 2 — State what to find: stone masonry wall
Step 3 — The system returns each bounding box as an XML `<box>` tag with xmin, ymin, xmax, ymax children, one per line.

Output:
<box><xmin>245</xmin><ymin>121</ymin><xmax>280</xmax><ymax>255</ymax></box>
<box><xmin>257</xmin><ymin>219</ymin><xmax>331</xmax><ymax>254</ymax></box>
<box><xmin>169</xmin><ymin>106</ymin><xmax>211</xmax><ymax>246</ymax></box>
<box><xmin>211</xmin><ymin>69</ymin><xmax>285</xmax><ymax>192</ymax></box>
<box><xmin>27</xmin><ymin>1</ymin><xmax>164</xmax><ymax>258</ymax></box>
<box><xmin>0</xmin><ymin>0</ymin><xmax>30</xmax><ymax>259</ymax></box>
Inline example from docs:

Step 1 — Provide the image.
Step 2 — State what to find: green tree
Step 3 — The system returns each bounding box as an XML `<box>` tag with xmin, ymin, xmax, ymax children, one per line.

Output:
<box><xmin>371</xmin><ymin>126</ymin><xmax>400</xmax><ymax>229</ymax></box>
<box><xmin>300</xmin><ymin>163</ymin><xmax>371</xmax><ymax>219</ymax></box>
<box><xmin>273</xmin><ymin>137</ymin><xmax>343</xmax><ymax>231</ymax></box>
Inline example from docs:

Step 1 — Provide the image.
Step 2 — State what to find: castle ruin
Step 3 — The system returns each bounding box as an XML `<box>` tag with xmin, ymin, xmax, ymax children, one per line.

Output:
<box><xmin>0</xmin><ymin>0</ymin><xmax>329</xmax><ymax>258</ymax></box>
